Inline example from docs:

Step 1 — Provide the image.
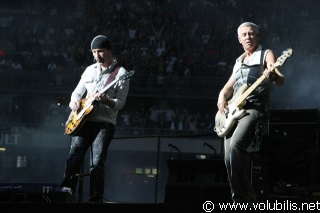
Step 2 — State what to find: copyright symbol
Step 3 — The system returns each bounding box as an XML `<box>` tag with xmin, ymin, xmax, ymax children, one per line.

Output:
<box><xmin>203</xmin><ymin>201</ymin><xmax>214</xmax><ymax>212</ymax></box>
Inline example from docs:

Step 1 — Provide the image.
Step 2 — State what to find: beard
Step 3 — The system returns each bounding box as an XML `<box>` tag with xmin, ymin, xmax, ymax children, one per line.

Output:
<box><xmin>94</xmin><ymin>57</ymin><xmax>105</xmax><ymax>64</ymax></box>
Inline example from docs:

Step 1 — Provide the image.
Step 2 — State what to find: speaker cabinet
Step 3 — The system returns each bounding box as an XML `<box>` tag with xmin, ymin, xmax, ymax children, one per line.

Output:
<box><xmin>260</xmin><ymin>136</ymin><xmax>310</xmax><ymax>200</ymax></box>
<box><xmin>269</xmin><ymin>109</ymin><xmax>320</xmax><ymax>149</ymax></box>
<box><xmin>164</xmin><ymin>158</ymin><xmax>231</xmax><ymax>204</ymax></box>
<box><xmin>269</xmin><ymin>109</ymin><xmax>320</xmax><ymax>185</ymax></box>
<box><xmin>250</xmin><ymin>152</ymin><xmax>264</xmax><ymax>201</ymax></box>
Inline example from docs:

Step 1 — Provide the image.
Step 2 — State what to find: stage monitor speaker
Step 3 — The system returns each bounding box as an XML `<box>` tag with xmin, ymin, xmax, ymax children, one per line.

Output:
<box><xmin>164</xmin><ymin>158</ymin><xmax>231</xmax><ymax>204</ymax></box>
<box><xmin>0</xmin><ymin>183</ymin><xmax>75</xmax><ymax>203</ymax></box>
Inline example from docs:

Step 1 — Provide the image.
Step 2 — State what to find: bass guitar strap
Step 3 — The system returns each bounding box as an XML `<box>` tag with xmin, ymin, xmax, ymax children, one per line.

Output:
<box><xmin>260</xmin><ymin>49</ymin><xmax>267</xmax><ymax>72</ymax></box>
<box><xmin>254</xmin><ymin>48</ymin><xmax>268</xmax><ymax>146</ymax></box>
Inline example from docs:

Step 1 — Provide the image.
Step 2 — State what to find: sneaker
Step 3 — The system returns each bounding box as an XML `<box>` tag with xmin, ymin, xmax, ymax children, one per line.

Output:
<box><xmin>61</xmin><ymin>187</ymin><xmax>73</xmax><ymax>195</ymax></box>
<box><xmin>104</xmin><ymin>199</ymin><xmax>116</xmax><ymax>204</ymax></box>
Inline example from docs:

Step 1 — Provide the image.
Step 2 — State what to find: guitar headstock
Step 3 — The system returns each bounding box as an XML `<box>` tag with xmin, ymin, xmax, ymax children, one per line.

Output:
<box><xmin>282</xmin><ymin>47</ymin><xmax>293</xmax><ymax>58</ymax></box>
<box><xmin>275</xmin><ymin>47</ymin><xmax>293</xmax><ymax>67</ymax></box>
<box><xmin>119</xmin><ymin>70</ymin><xmax>135</xmax><ymax>80</ymax></box>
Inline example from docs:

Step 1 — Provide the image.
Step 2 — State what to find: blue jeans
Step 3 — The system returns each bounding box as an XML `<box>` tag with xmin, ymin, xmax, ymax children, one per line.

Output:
<box><xmin>61</xmin><ymin>121</ymin><xmax>115</xmax><ymax>199</ymax></box>
<box><xmin>224</xmin><ymin>109</ymin><xmax>265</xmax><ymax>203</ymax></box>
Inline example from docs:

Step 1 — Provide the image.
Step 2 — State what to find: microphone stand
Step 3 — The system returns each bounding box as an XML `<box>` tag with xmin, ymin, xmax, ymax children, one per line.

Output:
<box><xmin>168</xmin><ymin>144</ymin><xmax>181</xmax><ymax>160</ymax></box>
<box><xmin>203</xmin><ymin>142</ymin><xmax>217</xmax><ymax>157</ymax></box>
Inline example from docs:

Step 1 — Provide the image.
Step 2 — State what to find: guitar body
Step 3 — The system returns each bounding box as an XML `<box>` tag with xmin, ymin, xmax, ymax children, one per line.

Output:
<box><xmin>214</xmin><ymin>85</ymin><xmax>248</xmax><ymax>137</ymax></box>
<box><xmin>65</xmin><ymin>98</ymin><xmax>97</xmax><ymax>135</ymax></box>
<box><xmin>63</xmin><ymin>70</ymin><xmax>136</xmax><ymax>136</ymax></box>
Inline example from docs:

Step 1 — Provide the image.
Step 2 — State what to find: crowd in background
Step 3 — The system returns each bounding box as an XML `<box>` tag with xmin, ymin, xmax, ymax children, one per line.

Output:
<box><xmin>0</xmin><ymin>0</ymin><xmax>318</xmax><ymax>135</ymax></box>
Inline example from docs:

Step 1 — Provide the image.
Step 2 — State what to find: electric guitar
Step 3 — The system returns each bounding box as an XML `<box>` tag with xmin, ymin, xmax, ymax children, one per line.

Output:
<box><xmin>214</xmin><ymin>48</ymin><xmax>293</xmax><ymax>137</ymax></box>
<box><xmin>64</xmin><ymin>70</ymin><xmax>135</xmax><ymax>135</ymax></box>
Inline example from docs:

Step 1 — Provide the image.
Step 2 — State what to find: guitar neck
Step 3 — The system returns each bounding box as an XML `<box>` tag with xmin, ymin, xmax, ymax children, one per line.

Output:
<box><xmin>234</xmin><ymin>64</ymin><xmax>276</xmax><ymax>107</ymax></box>
<box><xmin>86</xmin><ymin>77</ymin><xmax>119</xmax><ymax>102</ymax></box>
<box><xmin>91</xmin><ymin>70</ymin><xmax>134</xmax><ymax>97</ymax></box>
<box><xmin>98</xmin><ymin>77</ymin><xmax>120</xmax><ymax>95</ymax></box>
<box><xmin>232</xmin><ymin>47</ymin><xmax>293</xmax><ymax>108</ymax></box>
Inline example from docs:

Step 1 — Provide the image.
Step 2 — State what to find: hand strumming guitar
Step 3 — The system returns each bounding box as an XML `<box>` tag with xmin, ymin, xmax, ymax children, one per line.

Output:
<box><xmin>69</xmin><ymin>100</ymin><xmax>80</xmax><ymax>111</ymax></box>
<box><xmin>217</xmin><ymin>97</ymin><xmax>228</xmax><ymax>115</ymax></box>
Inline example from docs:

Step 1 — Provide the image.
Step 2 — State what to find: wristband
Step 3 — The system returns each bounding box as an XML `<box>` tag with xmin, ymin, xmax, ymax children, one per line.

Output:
<box><xmin>270</xmin><ymin>72</ymin><xmax>279</xmax><ymax>81</ymax></box>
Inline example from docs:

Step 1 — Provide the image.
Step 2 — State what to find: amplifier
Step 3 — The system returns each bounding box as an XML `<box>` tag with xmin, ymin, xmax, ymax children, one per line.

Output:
<box><xmin>164</xmin><ymin>159</ymin><xmax>231</xmax><ymax>204</ymax></box>
<box><xmin>260</xmin><ymin>136</ymin><xmax>310</xmax><ymax>198</ymax></box>
<box><xmin>269</xmin><ymin>109</ymin><xmax>320</xmax><ymax>149</ymax></box>
<box><xmin>250</xmin><ymin>152</ymin><xmax>264</xmax><ymax>201</ymax></box>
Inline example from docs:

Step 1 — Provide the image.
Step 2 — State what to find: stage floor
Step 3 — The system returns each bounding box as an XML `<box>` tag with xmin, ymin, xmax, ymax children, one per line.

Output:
<box><xmin>1</xmin><ymin>202</ymin><xmax>312</xmax><ymax>213</ymax></box>
<box><xmin>1</xmin><ymin>203</ymin><xmax>205</xmax><ymax>213</ymax></box>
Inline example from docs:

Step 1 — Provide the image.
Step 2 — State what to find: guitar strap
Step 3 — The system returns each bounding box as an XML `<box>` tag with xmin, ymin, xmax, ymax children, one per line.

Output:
<box><xmin>260</xmin><ymin>49</ymin><xmax>267</xmax><ymax>72</ymax></box>
<box><xmin>253</xmin><ymin>48</ymin><xmax>269</xmax><ymax>147</ymax></box>
<box><xmin>105</xmin><ymin>65</ymin><xmax>121</xmax><ymax>86</ymax></box>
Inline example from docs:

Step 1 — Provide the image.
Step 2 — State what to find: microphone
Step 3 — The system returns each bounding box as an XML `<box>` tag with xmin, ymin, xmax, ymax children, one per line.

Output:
<box><xmin>168</xmin><ymin>143</ymin><xmax>181</xmax><ymax>159</ymax></box>
<box><xmin>203</xmin><ymin>142</ymin><xmax>216</xmax><ymax>156</ymax></box>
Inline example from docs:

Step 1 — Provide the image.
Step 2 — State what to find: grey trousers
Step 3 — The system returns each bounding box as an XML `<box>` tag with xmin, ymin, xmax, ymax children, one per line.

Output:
<box><xmin>224</xmin><ymin>109</ymin><xmax>265</xmax><ymax>203</ymax></box>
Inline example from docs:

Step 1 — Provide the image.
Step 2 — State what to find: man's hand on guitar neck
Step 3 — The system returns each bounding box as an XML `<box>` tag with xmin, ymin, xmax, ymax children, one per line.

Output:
<box><xmin>262</xmin><ymin>68</ymin><xmax>278</xmax><ymax>81</ymax></box>
<box><xmin>93</xmin><ymin>93</ymin><xmax>115</xmax><ymax>108</ymax></box>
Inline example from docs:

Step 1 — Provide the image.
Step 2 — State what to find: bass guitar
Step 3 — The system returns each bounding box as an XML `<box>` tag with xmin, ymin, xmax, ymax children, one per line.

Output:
<box><xmin>214</xmin><ymin>48</ymin><xmax>293</xmax><ymax>137</ymax></box>
<box><xmin>64</xmin><ymin>70</ymin><xmax>135</xmax><ymax>135</ymax></box>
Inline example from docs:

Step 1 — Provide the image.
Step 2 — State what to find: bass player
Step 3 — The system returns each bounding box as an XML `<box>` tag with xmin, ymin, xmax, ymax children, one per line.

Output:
<box><xmin>216</xmin><ymin>22</ymin><xmax>285</xmax><ymax>204</ymax></box>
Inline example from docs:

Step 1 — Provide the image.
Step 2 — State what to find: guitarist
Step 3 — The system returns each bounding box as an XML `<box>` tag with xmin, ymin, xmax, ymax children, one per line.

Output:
<box><xmin>216</xmin><ymin>22</ymin><xmax>284</xmax><ymax>204</ymax></box>
<box><xmin>60</xmin><ymin>35</ymin><xmax>130</xmax><ymax>203</ymax></box>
